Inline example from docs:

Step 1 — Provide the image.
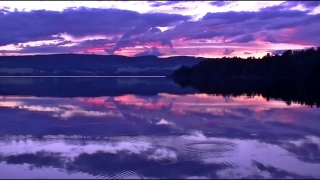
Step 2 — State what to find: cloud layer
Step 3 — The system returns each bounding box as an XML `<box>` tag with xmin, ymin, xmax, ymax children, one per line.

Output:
<box><xmin>0</xmin><ymin>1</ymin><xmax>319</xmax><ymax>57</ymax></box>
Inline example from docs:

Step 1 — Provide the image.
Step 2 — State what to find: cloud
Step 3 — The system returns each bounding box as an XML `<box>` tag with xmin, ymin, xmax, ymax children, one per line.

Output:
<box><xmin>0</xmin><ymin>39</ymin><xmax>110</xmax><ymax>55</ymax></box>
<box><xmin>106</xmin><ymin>12</ymin><xmax>188</xmax><ymax>54</ymax></box>
<box><xmin>12</xmin><ymin>43</ymin><xmax>74</xmax><ymax>54</ymax></box>
<box><xmin>223</xmin><ymin>48</ymin><xmax>234</xmax><ymax>55</ymax></box>
<box><xmin>134</xmin><ymin>46</ymin><xmax>165</xmax><ymax>57</ymax></box>
<box><xmin>209</xmin><ymin>1</ymin><xmax>233</xmax><ymax>7</ymax></box>
<box><xmin>0</xmin><ymin>7</ymin><xmax>190</xmax><ymax>48</ymax></box>
<box><xmin>79</xmin><ymin>39</ymin><xmax>113</xmax><ymax>48</ymax></box>
<box><xmin>282</xmin><ymin>1</ymin><xmax>320</xmax><ymax>10</ymax></box>
<box><xmin>0</xmin><ymin>8</ymin><xmax>10</xmax><ymax>14</ymax></box>
<box><xmin>149</xmin><ymin>1</ymin><xmax>181</xmax><ymax>7</ymax></box>
<box><xmin>0</xmin><ymin>33</ymin><xmax>172</xmax><ymax>55</ymax></box>
<box><xmin>172</xmin><ymin>6</ymin><xmax>188</xmax><ymax>10</ymax></box>
<box><xmin>0</xmin><ymin>3</ymin><xmax>320</xmax><ymax>57</ymax></box>
<box><xmin>231</xmin><ymin>34</ymin><xmax>255</xmax><ymax>43</ymax></box>
<box><xmin>159</xmin><ymin>7</ymin><xmax>320</xmax><ymax>48</ymax></box>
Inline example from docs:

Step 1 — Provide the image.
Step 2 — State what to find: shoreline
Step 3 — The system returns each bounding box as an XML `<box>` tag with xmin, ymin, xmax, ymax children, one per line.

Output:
<box><xmin>0</xmin><ymin>76</ymin><xmax>167</xmax><ymax>78</ymax></box>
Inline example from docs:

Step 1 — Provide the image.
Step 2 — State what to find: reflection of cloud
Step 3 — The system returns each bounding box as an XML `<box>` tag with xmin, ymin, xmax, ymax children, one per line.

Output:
<box><xmin>0</xmin><ymin>93</ymin><xmax>320</xmax><ymax>178</ymax></box>
<box><xmin>0</xmin><ymin>94</ymin><xmax>319</xmax><ymax>141</ymax></box>
<box><xmin>217</xmin><ymin>166</ymin><xmax>273</xmax><ymax>179</ymax></box>
<box><xmin>148</xmin><ymin>148</ymin><xmax>177</xmax><ymax>162</ymax></box>
<box><xmin>5</xmin><ymin>151</ymin><xmax>64</xmax><ymax>168</ymax></box>
<box><xmin>0</xmin><ymin>101</ymin><xmax>122</xmax><ymax>120</ymax></box>
<box><xmin>0</xmin><ymin>139</ymin><xmax>153</xmax><ymax>159</ymax></box>
<box><xmin>287</xmin><ymin>136</ymin><xmax>320</xmax><ymax>147</ymax></box>
<box><xmin>0</xmin><ymin>162</ymin><xmax>95</xmax><ymax>179</ymax></box>
<box><xmin>20</xmin><ymin>105</ymin><xmax>61</xmax><ymax>112</ymax></box>
<box><xmin>0</xmin><ymin>136</ymin><xmax>216</xmax><ymax>178</ymax></box>
<box><xmin>156</xmin><ymin>119</ymin><xmax>173</xmax><ymax>125</ymax></box>
<box><xmin>114</xmin><ymin>95</ymin><xmax>146</xmax><ymax>104</ymax></box>
<box><xmin>0</xmin><ymin>101</ymin><xmax>22</xmax><ymax>107</ymax></box>
<box><xmin>59</xmin><ymin>110</ymin><xmax>121</xmax><ymax>119</ymax></box>
<box><xmin>181</xmin><ymin>131</ymin><xmax>208</xmax><ymax>141</ymax></box>
<box><xmin>1</xmin><ymin>132</ymin><xmax>320</xmax><ymax>178</ymax></box>
<box><xmin>280</xmin><ymin>136</ymin><xmax>320</xmax><ymax>163</ymax></box>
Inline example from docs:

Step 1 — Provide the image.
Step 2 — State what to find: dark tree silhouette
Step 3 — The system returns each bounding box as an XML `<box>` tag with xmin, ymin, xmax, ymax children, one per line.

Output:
<box><xmin>171</xmin><ymin>47</ymin><xmax>320</xmax><ymax>107</ymax></box>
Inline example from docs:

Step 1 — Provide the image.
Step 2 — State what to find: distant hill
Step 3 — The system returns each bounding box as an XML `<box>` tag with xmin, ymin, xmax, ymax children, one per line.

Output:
<box><xmin>0</xmin><ymin>54</ymin><xmax>204</xmax><ymax>76</ymax></box>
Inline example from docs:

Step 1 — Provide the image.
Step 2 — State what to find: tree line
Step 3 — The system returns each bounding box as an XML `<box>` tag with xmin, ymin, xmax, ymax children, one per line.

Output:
<box><xmin>171</xmin><ymin>47</ymin><xmax>320</xmax><ymax>107</ymax></box>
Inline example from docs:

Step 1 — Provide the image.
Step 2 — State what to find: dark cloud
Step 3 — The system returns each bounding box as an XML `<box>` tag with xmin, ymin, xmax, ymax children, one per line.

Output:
<box><xmin>103</xmin><ymin>12</ymin><xmax>189</xmax><ymax>54</ymax></box>
<box><xmin>149</xmin><ymin>27</ymin><xmax>162</xmax><ymax>34</ymax></box>
<box><xmin>134</xmin><ymin>46</ymin><xmax>165</xmax><ymax>57</ymax></box>
<box><xmin>223</xmin><ymin>48</ymin><xmax>234</xmax><ymax>55</ymax></box>
<box><xmin>210</xmin><ymin>1</ymin><xmax>233</xmax><ymax>7</ymax></box>
<box><xmin>0</xmin><ymin>8</ymin><xmax>10</xmax><ymax>14</ymax></box>
<box><xmin>299</xmin><ymin>1</ymin><xmax>320</xmax><ymax>8</ymax></box>
<box><xmin>231</xmin><ymin>34</ymin><xmax>254</xmax><ymax>43</ymax></box>
<box><xmin>161</xmin><ymin>6</ymin><xmax>320</xmax><ymax>46</ymax></box>
<box><xmin>282</xmin><ymin>1</ymin><xmax>320</xmax><ymax>9</ymax></box>
<box><xmin>55</xmin><ymin>40</ymin><xmax>72</xmax><ymax>46</ymax></box>
<box><xmin>0</xmin><ymin>45</ymin><xmax>71</xmax><ymax>54</ymax></box>
<box><xmin>263</xmin><ymin>14</ymin><xmax>320</xmax><ymax>31</ymax></box>
<box><xmin>79</xmin><ymin>39</ymin><xmax>112</xmax><ymax>47</ymax></box>
<box><xmin>172</xmin><ymin>6</ymin><xmax>188</xmax><ymax>10</ymax></box>
<box><xmin>244</xmin><ymin>52</ymin><xmax>251</xmax><ymax>55</ymax></box>
<box><xmin>271</xmin><ymin>50</ymin><xmax>288</xmax><ymax>55</ymax></box>
<box><xmin>202</xmin><ymin>9</ymin><xmax>307</xmax><ymax>23</ymax></box>
<box><xmin>0</xmin><ymin>7</ymin><xmax>190</xmax><ymax>48</ymax></box>
<box><xmin>162</xmin><ymin>19</ymin><xmax>246</xmax><ymax>42</ymax></box>
<box><xmin>0</xmin><ymin>38</ymin><xmax>116</xmax><ymax>54</ymax></box>
<box><xmin>149</xmin><ymin>1</ymin><xmax>181</xmax><ymax>7</ymax></box>
<box><xmin>21</xmin><ymin>46</ymin><xmax>71</xmax><ymax>54</ymax></box>
<box><xmin>201</xmin><ymin>11</ymin><xmax>254</xmax><ymax>24</ymax></box>
<box><xmin>258</xmin><ymin>32</ymin><xmax>279</xmax><ymax>43</ymax></box>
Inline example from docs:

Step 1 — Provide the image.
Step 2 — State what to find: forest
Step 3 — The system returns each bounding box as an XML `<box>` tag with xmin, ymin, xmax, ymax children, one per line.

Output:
<box><xmin>171</xmin><ymin>47</ymin><xmax>320</xmax><ymax>107</ymax></box>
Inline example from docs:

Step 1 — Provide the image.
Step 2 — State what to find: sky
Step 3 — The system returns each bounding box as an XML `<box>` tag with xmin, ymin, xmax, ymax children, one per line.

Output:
<box><xmin>0</xmin><ymin>1</ymin><xmax>319</xmax><ymax>58</ymax></box>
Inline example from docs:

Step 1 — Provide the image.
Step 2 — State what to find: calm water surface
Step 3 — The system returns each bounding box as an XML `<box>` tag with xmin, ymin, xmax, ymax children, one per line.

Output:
<box><xmin>0</xmin><ymin>78</ymin><xmax>320</xmax><ymax>179</ymax></box>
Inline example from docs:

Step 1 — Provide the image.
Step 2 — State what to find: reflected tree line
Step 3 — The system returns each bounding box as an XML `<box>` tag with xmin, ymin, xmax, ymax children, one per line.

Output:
<box><xmin>172</xmin><ymin>47</ymin><xmax>320</xmax><ymax>107</ymax></box>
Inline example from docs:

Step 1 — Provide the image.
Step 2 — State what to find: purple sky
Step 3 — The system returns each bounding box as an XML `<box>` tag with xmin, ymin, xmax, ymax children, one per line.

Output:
<box><xmin>0</xmin><ymin>1</ymin><xmax>319</xmax><ymax>58</ymax></box>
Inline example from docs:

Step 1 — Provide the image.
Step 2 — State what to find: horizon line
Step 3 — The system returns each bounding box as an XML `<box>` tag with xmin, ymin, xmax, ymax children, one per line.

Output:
<box><xmin>0</xmin><ymin>76</ymin><xmax>167</xmax><ymax>78</ymax></box>
<box><xmin>0</xmin><ymin>53</ymin><xmax>205</xmax><ymax>58</ymax></box>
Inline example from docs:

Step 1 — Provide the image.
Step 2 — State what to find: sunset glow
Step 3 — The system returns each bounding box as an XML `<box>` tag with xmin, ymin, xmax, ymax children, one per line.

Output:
<box><xmin>0</xmin><ymin>1</ymin><xmax>319</xmax><ymax>57</ymax></box>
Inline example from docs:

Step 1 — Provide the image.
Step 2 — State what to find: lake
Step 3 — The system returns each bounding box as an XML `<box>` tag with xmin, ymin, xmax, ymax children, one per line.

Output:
<box><xmin>0</xmin><ymin>77</ymin><xmax>320</xmax><ymax>179</ymax></box>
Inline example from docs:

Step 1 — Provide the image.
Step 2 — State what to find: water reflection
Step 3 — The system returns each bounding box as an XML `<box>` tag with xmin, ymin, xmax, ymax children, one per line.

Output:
<box><xmin>0</xmin><ymin>94</ymin><xmax>320</xmax><ymax>179</ymax></box>
<box><xmin>0</xmin><ymin>77</ymin><xmax>196</xmax><ymax>97</ymax></box>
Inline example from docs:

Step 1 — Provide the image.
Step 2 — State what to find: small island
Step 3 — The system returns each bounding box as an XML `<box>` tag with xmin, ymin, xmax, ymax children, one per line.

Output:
<box><xmin>171</xmin><ymin>47</ymin><xmax>320</xmax><ymax>107</ymax></box>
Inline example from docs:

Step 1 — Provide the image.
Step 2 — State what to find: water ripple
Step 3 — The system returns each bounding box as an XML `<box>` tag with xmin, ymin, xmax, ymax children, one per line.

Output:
<box><xmin>182</xmin><ymin>141</ymin><xmax>238</xmax><ymax>167</ymax></box>
<box><xmin>183</xmin><ymin>141</ymin><xmax>237</xmax><ymax>154</ymax></box>
<box><xmin>107</xmin><ymin>170</ymin><xmax>143</xmax><ymax>179</ymax></box>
